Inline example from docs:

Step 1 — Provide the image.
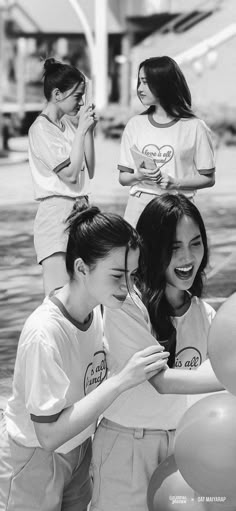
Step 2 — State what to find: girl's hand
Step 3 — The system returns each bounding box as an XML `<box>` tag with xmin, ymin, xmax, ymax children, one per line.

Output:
<box><xmin>78</xmin><ymin>104</ymin><xmax>98</xmax><ymax>135</ymax></box>
<box><xmin>135</xmin><ymin>166</ymin><xmax>162</xmax><ymax>183</ymax></box>
<box><xmin>116</xmin><ymin>345</ymin><xmax>169</xmax><ymax>392</ymax></box>
<box><xmin>158</xmin><ymin>172</ymin><xmax>179</xmax><ymax>190</ymax></box>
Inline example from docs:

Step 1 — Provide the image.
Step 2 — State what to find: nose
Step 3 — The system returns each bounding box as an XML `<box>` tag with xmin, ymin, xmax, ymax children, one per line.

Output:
<box><xmin>79</xmin><ymin>97</ymin><xmax>84</xmax><ymax>106</ymax></box>
<box><xmin>120</xmin><ymin>282</ymin><xmax>128</xmax><ymax>294</ymax></box>
<box><xmin>181</xmin><ymin>246</ymin><xmax>193</xmax><ymax>262</ymax></box>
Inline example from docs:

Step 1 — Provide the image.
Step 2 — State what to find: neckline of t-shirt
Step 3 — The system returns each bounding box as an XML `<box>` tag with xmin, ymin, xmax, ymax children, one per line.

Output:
<box><xmin>172</xmin><ymin>295</ymin><xmax>193</xmax><ymax>321</ymax></box>
<box><xmin>39</xmin><ymin>113</ymin><xmax>65</xmax><ymax>132</ymax></box>
<box><xmin>148</xmin><ymin>113</ymin><xmax>180</xmax><ymax>128</ymax></box>
<box><xmin>49</xmin><ymin>294</ymin><xmax>93</xmax><ymax>331</ymax></box>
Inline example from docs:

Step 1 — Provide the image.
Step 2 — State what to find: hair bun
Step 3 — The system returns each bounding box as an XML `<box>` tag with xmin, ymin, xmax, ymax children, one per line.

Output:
<box><xmin>66</xmin><ymin>199</ymin><xmax>100</xmax><ymax>232</ymax></box>
<box><xmin>44</xmin><ymin>57</ymin><xmax>58</xmax><ymax>71</ymax></box>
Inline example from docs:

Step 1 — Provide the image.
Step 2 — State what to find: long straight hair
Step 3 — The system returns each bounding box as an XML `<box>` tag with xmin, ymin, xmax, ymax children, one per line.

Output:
<box><xmin>138</xmin><ymin>56</ymin><xmax>195</xmax><ymax>119</ymax></box>
<box><xmin>136</xmin><ymin>194</ymin><xmax>208</xmax><ymax>359</ymax></box>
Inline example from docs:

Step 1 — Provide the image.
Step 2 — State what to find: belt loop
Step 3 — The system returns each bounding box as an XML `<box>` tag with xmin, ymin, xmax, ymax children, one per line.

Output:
<box><xmin>134</xmin><ymin>428</ymin><xmax>144</xmax><ymax>439</ymax></box>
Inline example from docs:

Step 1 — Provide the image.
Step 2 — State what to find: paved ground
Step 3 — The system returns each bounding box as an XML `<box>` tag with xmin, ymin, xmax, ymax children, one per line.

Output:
<box><xmin>0</xmin><ymin>135</ymin><xmax>236</xmax><ymax>408</ymax></box>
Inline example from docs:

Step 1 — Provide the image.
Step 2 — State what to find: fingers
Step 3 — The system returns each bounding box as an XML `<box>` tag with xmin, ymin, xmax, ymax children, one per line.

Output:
<box><xmin>145</xmin><ymin>354</ymin><xmax>169</xmax><ymax>373</ymax></box>
<box><xmin>141</xmin><ymin>170</ymin><xmax>162</xmax><ymax>182</ymax></box>
<box><xmin>142</xmin><ymin>352</ymin><xmax>169</xmax><ymax>366</ymax></box>
<box><xmin>138</xmin><ymin>345</ymin><xmax>165</xmax><ymax>357</ymax></box>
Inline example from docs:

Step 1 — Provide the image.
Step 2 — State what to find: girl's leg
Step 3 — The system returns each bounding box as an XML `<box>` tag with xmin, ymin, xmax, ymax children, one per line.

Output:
<box><xmin>90</xmin><ymin>419</ymin><xmax>174</xmax><ymax>511</ymax></box>
<box><xmin>61</xmin><ymin>439</ymin><xmax>92</xmax><ymax>511</ymax></box>
<box><xmin>0</xmin><ymin>412</ymin><xmax>62</xmax><ymax>511</ymax></box>
<box><xmin>42</xmin><ymin>252</ymin><xmax>69</xmax><ymax>296</ymax></box>
<box><xmin>0</xmin><ymin>414</ymin><xmax>91</xmax><ymax>511</ymax></box>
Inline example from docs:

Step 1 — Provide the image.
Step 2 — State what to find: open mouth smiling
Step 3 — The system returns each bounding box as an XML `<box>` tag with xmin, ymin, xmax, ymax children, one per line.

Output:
<box><xmin>174</xmin><ymin>264</ymin><xmax>194</xmax><ymax>280</ymax></box>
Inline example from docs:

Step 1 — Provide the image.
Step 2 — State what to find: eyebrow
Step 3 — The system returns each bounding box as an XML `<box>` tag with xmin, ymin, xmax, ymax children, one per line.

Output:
<box><xmin>173</xmin><ymin>234</ymin><xmax>202</xmax><ymax>243</ymax></box>
<box><xmin>62</xmin><ymin>83</ymin><xmax>84</xmax><ymax>100</ymax></box>
<box><xmin>110</xmin><ymin>268</ymin><xmax>127</xmax><ymax>272</ymax></box>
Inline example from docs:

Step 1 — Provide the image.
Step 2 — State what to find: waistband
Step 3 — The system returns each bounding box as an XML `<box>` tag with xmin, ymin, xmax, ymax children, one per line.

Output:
<box><xmin>100</xmin><ymin>418</ymin><xmax>175</xmax><ymax>439</ymax></box>
<box><xmin>130</xmin><ymin>189</ymin><xmax>160</xmax><ymax>198</ymax></box>
<box><xmin>38</xmin><ymin>194</ymin><xmax>89</xmax><ymax>202</ymax></box>
<box><xmin>130</xmin><ymin>190</ymin><xmax>195</xmax><ymax>199</ymax></box>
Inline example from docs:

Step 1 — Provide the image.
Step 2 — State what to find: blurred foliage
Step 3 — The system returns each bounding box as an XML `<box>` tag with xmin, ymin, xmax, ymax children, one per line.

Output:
<box><xmin>98</xmin><ymin>103</ymin><xmax>139</xmax><ymax>139</ymax></box>
<box><xmin>197</xmin><ymin>103</ymin><xmax>236</xmax><ymax>147</ymax></box>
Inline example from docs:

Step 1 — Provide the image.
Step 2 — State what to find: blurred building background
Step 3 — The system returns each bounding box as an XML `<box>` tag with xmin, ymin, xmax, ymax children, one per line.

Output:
<box><xmin>0</xmin><ymin>0</ymin><xmax>236</xmax><ymax>145</ymax></box>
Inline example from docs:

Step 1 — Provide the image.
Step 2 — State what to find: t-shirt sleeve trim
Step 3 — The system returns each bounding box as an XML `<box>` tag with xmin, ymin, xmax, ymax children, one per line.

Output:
<box><xmin>53</xmin><ymin>158</ymin><xmax>71</xmax><ymax>174</ymax></box>
<box><xmin>197</xmin><ymin>167</ymin><xmax>215</xmax><ymax>175</ymax></box>
<box><xmin>118</xmin><ymin>164</ymin><xmax>134</xmax><ymax>174</ymax></box>
<box><xmin>30</xmin><ymin>410</ymin><xmax>62</xmax><ymax>423</ymax></box>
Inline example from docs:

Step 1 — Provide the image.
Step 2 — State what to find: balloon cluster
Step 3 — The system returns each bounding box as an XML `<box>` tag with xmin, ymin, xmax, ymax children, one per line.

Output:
<box><xmin>148</xmin><ymin>293</ymin><xmax>236</xmax><ymax>511</ymax></box>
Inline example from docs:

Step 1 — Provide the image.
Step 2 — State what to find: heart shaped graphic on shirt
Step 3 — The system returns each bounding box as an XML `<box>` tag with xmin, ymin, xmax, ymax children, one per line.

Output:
<box><xmin>84</xmin><ymin>350</ymin><xmax>107</xmax><ymax>394</ymax></box>
<box><xmin>143</xmin><ymin>144</ymin><xmax>174</xmax><ymax>168</ymax></box>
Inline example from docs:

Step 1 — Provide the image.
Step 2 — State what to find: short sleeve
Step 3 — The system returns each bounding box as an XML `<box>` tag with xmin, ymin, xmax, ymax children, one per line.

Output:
<box><xmin>201</xmin><ymin>300</ymin><xmax>216</xmax><ymax>358</ymax></box>
<box><xmin>104</xmin><ymin>293</ymin><xmax>160</xmax><ymax>368</ymax></box>
<box><xmin>21</xmin><ymin>333</ymin><xmax>69</xmax><ymax>419</ymax></box>
<box><xmin>194</xmin><ymin>120</ymin><xmax>215</xmax><ymax>175</ymax></box>
<box><xmin>29</xmin><ymin>124</ymin><xmax>71</xmax><ymax>174</ymax></box>
<box><xmin>118</xmin><ymin>120</ymin><xmax>135</xmax><ymax>174</ymax></box>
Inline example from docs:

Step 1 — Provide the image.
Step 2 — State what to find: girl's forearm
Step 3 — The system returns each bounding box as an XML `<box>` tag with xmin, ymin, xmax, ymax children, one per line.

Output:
<box><xmin>57</xmin><ymin>129</ymin><xmax>86</xmax><ymax>185</ymax></box>
<box><xmin>177</xmin><ymin>171</ymin><xmax>215</xmax><ymax>191</ymax></box>
<box><xmin>119</xmin><ymin>170</ymin><xmax>146</xmax><ymax>187</ymax></box>
<box><xmin>84</xmin><ymin>130</ymin><xmax>95</xmax><ymax>179</ymax></box>
<box><xmin>69</xmin><ymin>128</ymin><xmax>86</xmax><ymax>179</ymax></box>
<box><xmin>150</xmin><ymin>359</ymin><xmax>224</xmax><ymax>394</ymax></box>
<box><xmin>33</xmin><ymin>345</ymin><xmax>168</xmax><ymax>451</ymax></box>
<box><xmin>34</xmin><ymin>375</ymin><xmax>123</xmax><ymax>451</ymax></box>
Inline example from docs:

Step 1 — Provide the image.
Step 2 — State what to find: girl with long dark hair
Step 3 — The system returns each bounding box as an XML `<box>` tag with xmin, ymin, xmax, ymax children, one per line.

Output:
<box><xmin>91</xmin><ymin>194</ymin><xmax>223</xmax><ymax>511</ymax></box>
<box><xmin>118</xmin><ymin>56</ymin><xmax>215</xmax><ymax>226</ymax></box>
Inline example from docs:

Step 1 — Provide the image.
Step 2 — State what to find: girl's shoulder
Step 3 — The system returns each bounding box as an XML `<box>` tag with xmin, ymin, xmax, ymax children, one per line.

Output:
<box><xmin>28</xmin><ymin>114</ymin><xmax>56</xmax><ymax>137</ymax></box>
<box><xmin>191</xmin><ymin>296</ymin><xmax>216</xmax><ymax>322</ymax></box>
<box><xmin>125</xmin><ymin>113</ymin><xmax>148</xmax><ymax>129</ymax></box>
<box><xmin>121</xmin><ymin>290</ymin><xmax>151</xmax><ymax>326</ymax></box>
<box><xmin>180</xmin><ymin>116</ymin><xmax>210</xmax><ymax>131</ymax></box>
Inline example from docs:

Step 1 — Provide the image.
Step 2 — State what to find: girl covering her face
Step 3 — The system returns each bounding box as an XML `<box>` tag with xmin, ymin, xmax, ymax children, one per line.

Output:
<box><xmin>90</xmin><ymin>194</ymin><xmax>223</xmax><ymax>511</ymax></box>
<box><xmin>28</xmin><ymin>57</ymin><xmax>98</xmax><ymax>295</ymax></box>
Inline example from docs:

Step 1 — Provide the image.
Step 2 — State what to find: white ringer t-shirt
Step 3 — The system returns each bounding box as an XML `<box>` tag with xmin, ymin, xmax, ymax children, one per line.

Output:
<box><xmin>28</xmin><ymin>114</ymin><xmax>90</xmax><ymax>200</ymax></box>
<box><xmin>103</xmin><ymin>293</ymin><xmax>215</xmax><ymax>430</ymax></box>
<box><xmin>5</xmin><ymin>295</ymin><xmax>106</xmax><ymax>453</ymax></box>
<box><xmin>118</xmin><ymin>114</ymin><xmax>215</xmax><ymax>199</ymax></box>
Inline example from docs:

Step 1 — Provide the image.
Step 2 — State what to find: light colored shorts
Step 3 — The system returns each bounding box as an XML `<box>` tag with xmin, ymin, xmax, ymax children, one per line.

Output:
<box><xmin>90</xmin><ymin>418</ymin><xmax>175</xmax><ymax>511</ymax></box>
<box><xmin>34</xmin><ymin>195</ymin><xmax>89</xmax><ymax>264</ymax></box>
<box><xmin>124</xmin><ymin>193</ymin><xmax>159</xmax><ymax>227</ymax></box>
<box><xmin>0</xmin><ymin>412</ymin><xmax>92</xmax><ymax>511</ymax></box>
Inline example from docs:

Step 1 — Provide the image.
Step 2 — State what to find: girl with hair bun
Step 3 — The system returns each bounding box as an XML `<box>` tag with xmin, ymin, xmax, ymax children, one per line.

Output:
<box><xmin>28</xmin><ymin>57</ymin><xmax>97</xmax><ymax>295</ymax></box>
<box><xmin>0</xmin><ymin>201</ymin><xmax>168</xmax><ymax>511</ymax></box>
<box><xmin>118</xmin><ymin>56</ymin><xmax>216</xmax><ymax>226</ymax></box>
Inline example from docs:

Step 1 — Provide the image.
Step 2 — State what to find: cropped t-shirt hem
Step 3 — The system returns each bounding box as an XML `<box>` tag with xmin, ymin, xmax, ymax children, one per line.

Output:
<box><xmin>36</xmin><ymin>193</ymin><xmax>91</xmax><ymax>202</ymax></box>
